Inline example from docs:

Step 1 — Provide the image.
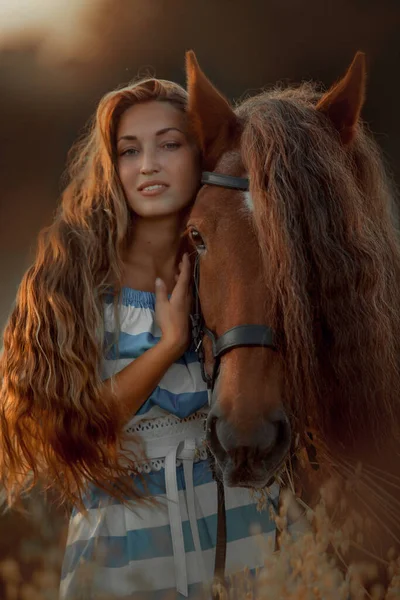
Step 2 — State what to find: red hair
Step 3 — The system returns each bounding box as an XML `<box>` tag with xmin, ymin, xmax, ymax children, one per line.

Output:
<box><xmin>0</xmin><ymin>78</ymin><xmax>189</xmax><ymax>509</ymax></box>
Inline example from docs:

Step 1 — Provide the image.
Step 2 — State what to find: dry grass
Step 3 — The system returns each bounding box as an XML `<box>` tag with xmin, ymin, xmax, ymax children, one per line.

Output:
<box><xmin>0</xmin><ymin>484</ymin><xmax>399</xmax><ymax>599</ymax></box>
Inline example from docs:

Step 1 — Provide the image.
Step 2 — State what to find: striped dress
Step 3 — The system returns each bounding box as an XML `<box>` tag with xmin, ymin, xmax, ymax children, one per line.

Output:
<box><xmin>59</xmin><ymin>288</ymin><xmax>279</xmax><ymax>599</ymax></box>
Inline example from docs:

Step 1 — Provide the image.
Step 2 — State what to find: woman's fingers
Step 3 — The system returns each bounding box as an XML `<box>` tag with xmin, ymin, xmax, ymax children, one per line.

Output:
<box><xmin>171</xmin><ymin>253</ymin><xmax>191</xmax><ymax>303</ymax></box>
<box><xmin>155</xmin><ymin>277</ymin><xmax>168</xmax><ymax>309</ymax></box>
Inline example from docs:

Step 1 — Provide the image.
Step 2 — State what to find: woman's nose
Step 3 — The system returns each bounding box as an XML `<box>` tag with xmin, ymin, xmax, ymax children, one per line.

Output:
<box><xmin>140</xmin><ymin>149</ymin><xmax>160</xmax><ymax>174</ymax></box>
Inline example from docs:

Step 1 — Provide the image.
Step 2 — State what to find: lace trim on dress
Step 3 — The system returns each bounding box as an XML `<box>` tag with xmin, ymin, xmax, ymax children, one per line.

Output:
<box><xmin>125</xmin><ymin>411</ymin><xmax>208</xmax><ymax>436</ymax></box>
<box><xmin>135</xmin><ymin>446</ymin><xmax>209</xmax><ymax>474</ymax></box>
<box><xmin>125</xmin><ymin>411</ymin><xmax>209</xmax><ymax>473</ymax></box>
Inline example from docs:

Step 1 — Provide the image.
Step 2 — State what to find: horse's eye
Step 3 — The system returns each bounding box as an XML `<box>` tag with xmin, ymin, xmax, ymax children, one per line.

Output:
<box><xmin>188</xmin><ymin>228</ymin><xmax>206</xmax><ymax>252</ymax></box>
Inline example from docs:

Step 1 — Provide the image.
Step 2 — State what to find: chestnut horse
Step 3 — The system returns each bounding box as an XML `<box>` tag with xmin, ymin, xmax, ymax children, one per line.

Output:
<box><xmin>185</xmin><ymin>51</ymin><xmax>400</xmax><ymax>568</ymax></box>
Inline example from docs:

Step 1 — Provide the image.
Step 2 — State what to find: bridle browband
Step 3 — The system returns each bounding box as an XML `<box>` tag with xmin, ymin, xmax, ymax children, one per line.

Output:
<box><xmin>201</xmin><ymin>171</ymin><xmax>250</xmax><ymax>192</ymax></box>
<box><xmin>190</xmin><ymin>171</ymin><xmax>278</xmax><ymax>595</ymax></box>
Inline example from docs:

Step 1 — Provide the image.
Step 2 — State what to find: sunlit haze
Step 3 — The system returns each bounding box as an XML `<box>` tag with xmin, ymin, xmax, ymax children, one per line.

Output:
<box><xmin>0</xmin><ymin>0</ymin><xmax>105</xmax><ymax>62</ymax></box>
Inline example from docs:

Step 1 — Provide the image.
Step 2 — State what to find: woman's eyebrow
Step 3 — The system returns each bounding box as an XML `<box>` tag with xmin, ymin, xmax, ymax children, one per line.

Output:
<box><xmin>117</xmin><ymin>127</ymin><xmax>185</xmax><ymax>143</ymax></box>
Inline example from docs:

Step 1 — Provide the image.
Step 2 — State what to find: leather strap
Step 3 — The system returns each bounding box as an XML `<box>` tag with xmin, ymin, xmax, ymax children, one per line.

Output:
<box><xmin>212</xmin><ymin>477</ymin><xmax>227</xmax><ymax>599</ymax></box>
<box><xmin>211</xmin><ymin>324</ymin><xmax>276</xmax><ymax>358</ymax></box>
<box><xmin>201</xmin><ymin>171</ymin><xmax>249</xmax><ymax>191</ymax></box>
<box><xmin>191</xmin><ymin>173</ymin><xmax>278</xmax><ymax>596</ymax></box>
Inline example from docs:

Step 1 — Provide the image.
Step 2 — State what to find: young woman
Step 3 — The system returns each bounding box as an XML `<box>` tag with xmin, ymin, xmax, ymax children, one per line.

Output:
<box><xmin>0</xmin><ymin>77</ymin><xmax>279</xmax><ymax>598</ymax></box>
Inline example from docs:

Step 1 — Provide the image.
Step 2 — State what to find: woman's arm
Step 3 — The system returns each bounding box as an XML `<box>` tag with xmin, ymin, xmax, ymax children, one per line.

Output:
<box><xmin>102</xmin><ymin>338</ymin><xmax>183</xmax><ymax>422</ymax></box>
<box><xmin>103</xmin><ymin>253</ymin><xmax>192</xmax><ymax>423</ymax></box>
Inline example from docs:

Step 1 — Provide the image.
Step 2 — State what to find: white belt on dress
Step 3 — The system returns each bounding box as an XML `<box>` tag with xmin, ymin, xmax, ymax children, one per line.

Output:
<box><xmin>141</xmin><ymin>425</ymin><xmax>208</xmax><ymax>597</ymax></box>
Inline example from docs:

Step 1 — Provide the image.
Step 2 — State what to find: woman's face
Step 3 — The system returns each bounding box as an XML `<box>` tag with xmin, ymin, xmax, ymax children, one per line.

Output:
<box><xmin>116</xmin><ymin>100</ymin><xmax>200</xmax><ymax>218</ymax></box>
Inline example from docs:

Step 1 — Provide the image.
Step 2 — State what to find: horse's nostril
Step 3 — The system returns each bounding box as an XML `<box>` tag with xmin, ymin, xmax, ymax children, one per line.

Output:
<box><xmin>214</xmin><ymin>416</ymin><xmax>239</xmax><ymax>453</ymax></box>
<box><xmin>212</xmin><ymin>415</ymin><xmax>280</xmax><ymax>454</ymax></box>
<box><xmin>206</xmin><ymin>415</ymin><xmax>228</xmax><ymax>465</ymax></box>
<box><xmin>258</xmin><ymin>420</ymin><xmax>279</xmax><ymax>453</ymax></box>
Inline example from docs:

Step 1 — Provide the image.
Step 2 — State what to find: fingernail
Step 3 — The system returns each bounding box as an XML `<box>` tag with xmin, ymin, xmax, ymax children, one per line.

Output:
<box><xmin>155</xmin><ymin>278</ymin><xmax>162</xmax><ymax>287</ymax></box>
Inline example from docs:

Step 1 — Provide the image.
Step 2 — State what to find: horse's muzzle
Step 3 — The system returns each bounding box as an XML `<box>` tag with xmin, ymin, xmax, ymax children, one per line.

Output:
<box><xmin>206</xmin><ymin>405</ymin><xmax>291</xmax><ymax>488</ymax></box>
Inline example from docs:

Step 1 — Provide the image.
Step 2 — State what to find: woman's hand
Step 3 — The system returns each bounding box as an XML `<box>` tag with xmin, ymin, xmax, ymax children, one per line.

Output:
<box><xmin>155</xmin><ymin>253</ymin><xmax>192</xmax><ymax>359</ymax></box>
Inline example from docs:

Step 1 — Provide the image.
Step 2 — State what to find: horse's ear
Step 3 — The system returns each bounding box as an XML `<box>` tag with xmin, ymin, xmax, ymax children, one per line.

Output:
<box><xmin>186</xmin><ymin>50</ymin><xmax>240</xmax><ymax>169</ymax></box>
<box><xmin>316</xmin><ymin>52</ymin><xmax>366</xmax><ymax>145</ymax></box>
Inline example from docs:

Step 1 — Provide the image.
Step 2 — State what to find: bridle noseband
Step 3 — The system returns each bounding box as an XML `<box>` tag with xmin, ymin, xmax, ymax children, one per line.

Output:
<box><xmin>190</xmin><ymin>171</ymin><xmax>277</xmax><ymax>394</ymax></box>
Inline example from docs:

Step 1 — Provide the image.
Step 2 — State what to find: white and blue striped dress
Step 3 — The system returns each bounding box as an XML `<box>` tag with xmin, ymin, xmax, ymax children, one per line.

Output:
<box><xmin>60</xmin><ymin>288</ymin><xmax>279</xmax><ymax>599</ymax></box>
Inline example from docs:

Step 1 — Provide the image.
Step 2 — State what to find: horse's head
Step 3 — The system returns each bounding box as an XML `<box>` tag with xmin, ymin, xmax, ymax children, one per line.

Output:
<box><xmin>189</xmin><ymin>150</ymin><xmax>291</xmax><ymax>488</ymax></box>
<box><xmin>184</xmin><ymin>51</ymin><xmax>388</xmax><ymax>489</ymax></box>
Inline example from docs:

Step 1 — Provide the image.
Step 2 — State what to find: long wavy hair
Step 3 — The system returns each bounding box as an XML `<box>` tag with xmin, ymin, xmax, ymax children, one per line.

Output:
<box><xmin>238</xmin><ymin>83</ymin><xmax>400</xmax><ymax>455</ymax></box>
<box><xmin>0</xmin><ymin>78</ymin><xmax>190</xmax><ymax>509</ymax></box>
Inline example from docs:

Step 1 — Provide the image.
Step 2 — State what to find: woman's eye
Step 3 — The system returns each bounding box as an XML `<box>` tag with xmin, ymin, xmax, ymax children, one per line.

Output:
<box><xmin>163</xmin><ymin>142</ymin><xmax>181</xmax><ymax>150</ymax></box>
<box><xmin>121</xmin><ymin>148</ymin><xmax>139</xmax><ymax>156</ymax></box>
<box><xmin>189</xmin><ymin>228</ymin><xmax>206</xmax><ymax>251</ymax></box>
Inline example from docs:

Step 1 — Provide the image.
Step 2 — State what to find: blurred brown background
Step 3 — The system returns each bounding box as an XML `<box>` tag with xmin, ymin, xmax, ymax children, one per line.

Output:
<box><xmin>0</xmin><ymin>0</ymin><xmax>399</xmax><ymax>592</ymax></box>
<box><xmin>1</xmin><ymin>0</ymin><xmax>399</xmax><ymax>332</ymax></box>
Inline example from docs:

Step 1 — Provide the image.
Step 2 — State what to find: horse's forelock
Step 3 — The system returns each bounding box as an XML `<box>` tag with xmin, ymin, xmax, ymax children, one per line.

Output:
<box><xmin>239</xmin><ymin>84</ymin><xmax>400</xmax><ymax>452</ymax></box>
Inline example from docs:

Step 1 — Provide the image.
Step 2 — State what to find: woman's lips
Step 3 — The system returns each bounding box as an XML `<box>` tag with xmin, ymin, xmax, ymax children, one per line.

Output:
<box><xmin>138</xmin><ymin>184</ymin><xmax>169</xmax><ymax>197</ymax></box>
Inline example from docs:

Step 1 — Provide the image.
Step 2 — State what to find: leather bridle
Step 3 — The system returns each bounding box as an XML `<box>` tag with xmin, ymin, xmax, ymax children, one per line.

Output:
<box><xmin>191</xmin><ymin>170</ymin><xmax>277</xmax><ymax>393</ymax></box>
<box><xmin>190</xmin><ymin>170</ymin><xmax>278</xmax><ymax>596</ymax></box>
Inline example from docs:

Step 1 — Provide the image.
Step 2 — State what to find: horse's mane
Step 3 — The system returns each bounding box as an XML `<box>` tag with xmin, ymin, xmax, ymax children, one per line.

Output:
<box><xmin>238</xmin><ymin>83</ymin><xmax>400</xmax><ymax>452</ymax></box>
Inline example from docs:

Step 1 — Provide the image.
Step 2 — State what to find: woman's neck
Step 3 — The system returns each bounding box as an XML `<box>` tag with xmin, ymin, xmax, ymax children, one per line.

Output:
<box><xmin>122</xmin><ymin>213</ymin><xmax>187</xmax><ymax>291</ymax></box>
